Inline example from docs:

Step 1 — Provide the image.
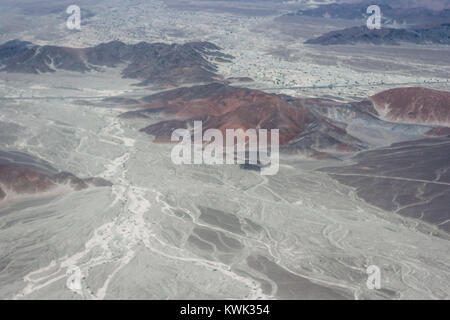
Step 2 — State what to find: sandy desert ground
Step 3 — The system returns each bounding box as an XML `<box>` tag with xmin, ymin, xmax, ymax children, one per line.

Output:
<box><xmin>0</xmin><ymin>0</ymin><xmax>449</xmax><ymax>300</ymax></box>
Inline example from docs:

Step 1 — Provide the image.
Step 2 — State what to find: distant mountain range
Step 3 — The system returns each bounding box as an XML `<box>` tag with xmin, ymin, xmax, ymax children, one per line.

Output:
<box><xmin>288</xmin><ymin>1</ymin><xmax>450</xmax><ymax>25</ymax></box>
<box><xmin>283</xmin><ymin>1</ymin><xmax>450</xmax><ymax>45</ymax></box>
<box><xmin>0</xmin><ymin>40</ymin><xmax>232</xmax><ymax>87</ymax></box>
<box><xmin>305</xmin><ymin>23</ymin><xmax>450</xmax><ymax>45</ymax></box>
<box><xmin>349</xmin><ymin>0</ymin><xmax>450</xmax><ymax>11</ymax></box>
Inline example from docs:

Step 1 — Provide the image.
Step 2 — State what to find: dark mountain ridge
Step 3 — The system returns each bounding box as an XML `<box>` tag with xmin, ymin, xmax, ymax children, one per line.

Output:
<box><xmin>288</xmin><ymin>1</ymin><xmax>450</xmax><ymax>26</ymax></box>
<box><xmin>305</xmin><ymin>23</ymin><xmax>450</xmax><ymax>45</ymax></box>
<box><xmin>0</xmin><ymin>40</ymin><xmax>232</xmax><ymax>87</ymax></box>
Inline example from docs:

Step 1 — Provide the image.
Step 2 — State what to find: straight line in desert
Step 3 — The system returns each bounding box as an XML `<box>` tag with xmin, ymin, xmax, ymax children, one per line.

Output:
<box><xmin>327</xmin><ymin>173</ymin><xmax>450</xmax><ymax>186</ymax></box>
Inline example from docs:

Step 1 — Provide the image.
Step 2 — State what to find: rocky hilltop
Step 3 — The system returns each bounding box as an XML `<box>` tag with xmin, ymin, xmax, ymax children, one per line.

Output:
<box><xmin>119</xmin><ymin>83</ymin><xmax>367</xmax><ymax>157</ymax></box>
<box><xmin>0</xmin><ymin>151</ymin><xmax>111</xmax><ymax>202</ymax></box>
<box><xmin>369</xmin><ymin>87</ymin><xmax>450</xmax><ymax>126</ymax></box>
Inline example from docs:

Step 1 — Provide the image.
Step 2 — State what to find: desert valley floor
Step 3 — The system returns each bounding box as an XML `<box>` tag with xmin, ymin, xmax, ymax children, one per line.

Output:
<box><xmin>0</xmin><ymin>0</ymin><xmax>449</xmax><ymax>300</ymax></box>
